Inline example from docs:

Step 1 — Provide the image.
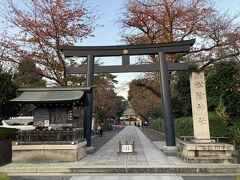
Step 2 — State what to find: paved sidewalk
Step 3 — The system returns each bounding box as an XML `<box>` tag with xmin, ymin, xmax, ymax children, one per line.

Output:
<box><xmin>91</xmin><ymin>128</ymin><xmax>123</xmax><ymax>152</ymax></box>
<box><xmin>77</xmin><ymin>126</ymin><xmax>172</xmax><ymax>166</ymax></box>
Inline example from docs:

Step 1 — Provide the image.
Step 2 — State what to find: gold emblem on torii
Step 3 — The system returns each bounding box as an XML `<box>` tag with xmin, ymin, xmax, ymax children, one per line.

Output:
<box><xmin>123</xmin><ymin>49</ymin><xmax>128</xmax><ymax>54</ymax></box>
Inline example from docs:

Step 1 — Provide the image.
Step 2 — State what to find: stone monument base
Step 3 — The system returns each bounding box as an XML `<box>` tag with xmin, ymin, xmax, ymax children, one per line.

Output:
<box><xmin>178</xmin><ymin>140</ymin><xmax>236</xmax><ymax>163</ymax></box>
<box><xmin>191</xmin><ymin>139</ymin><xmax>215</xmax><ymax>143</ymax></box>
<box><xmin>12</xmin><ymin>141</ymin><xmax>87</xmax><ymax>163</ymax></box>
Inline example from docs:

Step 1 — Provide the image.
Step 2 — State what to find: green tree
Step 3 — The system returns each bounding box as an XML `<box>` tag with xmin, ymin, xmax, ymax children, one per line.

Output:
<box><xmin>206</xmin><ymin>60</ymin><xmax>240</xmax><ymax>119</ymax></box>
<box><xmin>14</xmin><ymin>58</ymin><xmax>46</xmax><ymax>87</ymax></box>
<box><xmin>171</xmin><ymin>65</ymin><xmax>198</xmax><ymax>117</ymax></box>
<box><xmin>215</xmin><ymin>95</ymin><xmax>228</xmax><ymax>121</ymax></box>
<box><xmin>0</xmin><ymin>68</ymin><xmax>19</xmax><ymax>120</ymax></box>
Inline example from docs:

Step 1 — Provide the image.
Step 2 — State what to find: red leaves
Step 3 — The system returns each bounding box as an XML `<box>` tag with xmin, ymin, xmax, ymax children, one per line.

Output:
<box><xmin>0</xmin><ymin>0</ymin><xmax>98</xmax><ymax>86</ymax></box>
<box><xmin>120</xmin><ymin>0</ymin><xmax>240</xmax><ymax>66</ymax></box>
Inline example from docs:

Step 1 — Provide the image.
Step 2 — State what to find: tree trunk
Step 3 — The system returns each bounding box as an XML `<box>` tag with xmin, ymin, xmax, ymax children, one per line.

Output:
<box><xmin>0</xmin><ymin>103</ymin><xmax>2</xmax><ymax>120</ymax></box>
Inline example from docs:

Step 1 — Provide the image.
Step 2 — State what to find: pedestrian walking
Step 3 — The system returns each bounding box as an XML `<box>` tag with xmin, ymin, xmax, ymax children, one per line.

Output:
<box><xmin>97</xmin><ymin>125</ymin><xmax>103</xmax><ymax>137</ymax></box>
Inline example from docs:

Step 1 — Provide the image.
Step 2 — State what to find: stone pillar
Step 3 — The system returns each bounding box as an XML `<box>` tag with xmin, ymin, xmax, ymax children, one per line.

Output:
<box><xmin>190</xmin><ymin>72</ymin><xmax>213</xmax><ymax>143</ymax></box>
<box><xmin>178</xmin><ymin>71</ymin><xmax>235</xmax><ymax>163</ymax></box>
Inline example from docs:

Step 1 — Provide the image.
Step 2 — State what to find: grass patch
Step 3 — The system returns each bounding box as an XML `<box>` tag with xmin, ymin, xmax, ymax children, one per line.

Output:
<box><xmin>0</xmin><ymin>172</ymin><xmax>9</xmax><ymax>180</ymax></box>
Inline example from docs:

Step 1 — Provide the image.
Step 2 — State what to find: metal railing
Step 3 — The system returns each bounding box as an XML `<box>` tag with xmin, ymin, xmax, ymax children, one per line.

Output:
<box><xmin>16</xmin><ymin>128</ymin><xmax>84</xmax><ymax>144</ymax></box>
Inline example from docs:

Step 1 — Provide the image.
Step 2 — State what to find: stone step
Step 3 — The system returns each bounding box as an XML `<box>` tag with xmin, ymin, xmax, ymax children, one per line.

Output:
<box><xmin>1</xmin><ymin>165</ymin><xmax>239</xmax><ymax>174</ymax></box>
<box><xmin>178</xmin><ymin>152</ymin><xmax>237</xmax><ymax>164</ymax></box>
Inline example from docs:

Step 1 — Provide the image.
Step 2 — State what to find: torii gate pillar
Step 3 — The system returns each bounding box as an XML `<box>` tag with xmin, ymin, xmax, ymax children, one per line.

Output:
<box><xmin>84</xmin><ymin>55</ymin><xmax>94</xmax><ymax>148</ymax></box>
<box><xmin>159</xmin><ymin>52</ymin><xmax>175</xmax><ymax>146</ymax></box>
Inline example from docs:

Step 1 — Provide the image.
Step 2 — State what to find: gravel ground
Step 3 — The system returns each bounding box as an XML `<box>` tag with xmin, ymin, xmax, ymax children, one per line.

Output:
<box><xmin>91</xmin><ymin>128</ymin><xmax>123</xmax><ymax>151</ymax></box>
<box><xmin>140</xmin><ymin>127</ymin><xmax>165</xmax><ymax>141</ymax></box>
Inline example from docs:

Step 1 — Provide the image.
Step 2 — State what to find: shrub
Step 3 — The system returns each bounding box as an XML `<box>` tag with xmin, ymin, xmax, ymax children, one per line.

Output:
<box><xmin>208</xmin><ymin>112</ymin><xmax>228</xmax><ymax>137</ymax></box>
<box><xmin>228</xmin><ymin>120</ymin><xmax>240</xmax><ymax>149</ymax></box>
<box><xmin>173</xmin><ymin>113</ymin><xmax>229</xmax><ymax>138</ymax></box>
<box><xmin>149</xmin><ymin>118</ymin><xmax>164</xmax><ymax>132</ymax></box>
<box><xmin>102</xmin><ymin>123</ymin><xmax>112</xmax><ymax>131</ymax></box>
<box><xmin>174</xmin><ymin>117</ymin><xmax>193</xmax><ymax>137</ymax></box>
<box><xmin>0</xmin><ymin>127</ymin><xmax>18</xmax><ymax>141</ymax></box>
<box><xmin>149</xmin><ymin>112</ymin><xmax>232</xmax><ymax>141</ymax></box>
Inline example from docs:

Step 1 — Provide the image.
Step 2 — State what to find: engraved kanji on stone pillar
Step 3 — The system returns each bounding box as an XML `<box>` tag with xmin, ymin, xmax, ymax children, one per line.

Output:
<box><xmin>190</xmin><ymin>72</ymin><xmax>212</xmax><ymax>143</ymax></box>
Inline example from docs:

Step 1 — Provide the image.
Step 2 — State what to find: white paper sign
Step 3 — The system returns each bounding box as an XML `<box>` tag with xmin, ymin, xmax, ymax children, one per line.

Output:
<box><xmin>44</xmin><ymin>120</ymin><xmax>49</xmax><ymax>127</ymax></box>
<box><xmin>121</xmin><ymin>145</ymin><xmax>133</xmax><ymax>153</ymax></box>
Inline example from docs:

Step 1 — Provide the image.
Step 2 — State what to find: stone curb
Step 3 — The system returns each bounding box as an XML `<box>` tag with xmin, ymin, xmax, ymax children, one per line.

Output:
<box><xmin>1</xmin><ymin>166</ymin><xmax>239</xmax><ymax>174</ymax></box>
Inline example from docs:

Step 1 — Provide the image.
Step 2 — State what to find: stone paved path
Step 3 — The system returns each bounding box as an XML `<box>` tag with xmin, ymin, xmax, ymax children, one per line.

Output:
<box><xmin>77</xmin><ymin>126</ymin><xmax>172</xmax><ymax>166</ymax></box>
<box><xmin>91</xmin><ymin>128</ymin><xmax>123</xmax><ymax>152</ymax></box>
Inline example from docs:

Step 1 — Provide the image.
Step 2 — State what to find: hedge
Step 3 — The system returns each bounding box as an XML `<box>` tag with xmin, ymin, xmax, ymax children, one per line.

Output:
<box><xmin>149</xmin><ymin>112</ymin><xmax>229</xmax><ymax>138</ymax></box>
<box><xmin>0</xmin><ymin>127</ymin><xmax>18</xmax><ymax>141</ymax></box>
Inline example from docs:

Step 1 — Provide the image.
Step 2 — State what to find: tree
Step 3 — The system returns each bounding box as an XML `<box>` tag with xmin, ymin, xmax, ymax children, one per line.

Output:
<box><xmin>128</xmin><ymin>78</ymin><xmax>161</xmax><ymax>120</ymax></box>
<box><xmin>206</xmin><ymin>60</ymin><xmax>240</xmax><ymax>119</ymax></box>
<box><xmin>93</xmin><ymin>73</ymin><xmax>127</xmax><ymax>126</ymax></box>
<box><xmin>120</xmin><ymin>0</ymin><xmax>239</xmax><ymax>64</ymax></box>
<box><xmin>171</xmin><ymin>64</ymin><xmax>198</xmax><ymax>117</ymax></box>
<box><xmin>14</xmin><ymin>58</ymin><xmax>46</xmax><ymax>87</ymax></box>
<box><xmin>119</xmin><ymin>0</ymin><xmax>240</xmax><ymax>100</ymax></box>
<box><xmin>0</xmin><ymin>68</ymin><xmax>19</xmax><ymax>119</ymax></box>
<box><xmin>0</xmin><ymin>0</ymin><xmax>98</xmax><ymax>86</ymax></box>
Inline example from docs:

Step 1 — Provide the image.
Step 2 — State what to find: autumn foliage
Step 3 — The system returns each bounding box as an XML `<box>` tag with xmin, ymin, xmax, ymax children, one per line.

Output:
<box><xmin>0</xmin><ymin>0</ymin><xmax>98</xmax><ymax>86</ymax></box>
<box><xmin>120</xmin><ymin>0</ymin><xmax>240</xmax><ymax>118</ymax></box>
<box><xmin>120</xmin><ymin>0</ymin><xmax>240</xmax><ymax>65</ymax></box>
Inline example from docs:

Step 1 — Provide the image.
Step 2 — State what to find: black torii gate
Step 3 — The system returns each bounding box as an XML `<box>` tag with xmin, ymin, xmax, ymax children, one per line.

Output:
<box><xmin>60</xmin><ymin>39</ymin><xmax>195</xmax><ymax>148</ymax></box>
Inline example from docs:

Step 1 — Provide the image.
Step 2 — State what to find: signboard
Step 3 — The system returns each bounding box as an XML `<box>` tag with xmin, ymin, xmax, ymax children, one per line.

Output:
<box><xmin>118</xmin><ymin>141</ymin><xmax>135</xmax><ymax>153</ymax></box>
<box><xmin>44</xmin><ymin>120</ymin><xmax>49</xmax><ymax>127</ymax></box>
<box><xmin>121</xmin><ymin>145</ymin><xmax>133</xmax><ymax>153</ymax></box>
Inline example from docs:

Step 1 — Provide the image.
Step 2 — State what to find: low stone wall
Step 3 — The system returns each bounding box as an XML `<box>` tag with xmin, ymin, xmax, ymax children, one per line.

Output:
<box><xmin>0</xmin><ymin>140</ymin><xmax>12</xmax><ymax>165</ymax></box>
<box><xmin>12</xmin><ymin>141</ymin><xmax>86</xmax><ymax>163</ymax></box>
<box><xmin>178</xmin><ymin>140</ymin><xmax>236</xmax><ymax>163</ymax></box>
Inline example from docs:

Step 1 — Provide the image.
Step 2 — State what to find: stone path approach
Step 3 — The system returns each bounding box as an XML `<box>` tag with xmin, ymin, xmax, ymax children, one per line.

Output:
<box><xmin>77</xmin><ymin>126</ymin><xmax>172</xmax><ymax>166</ymax></box>
<box><xmin>1</xmin><ymin>126</ymin><xmax>239</xmax><ymax>177</ymax></box>
<box><xmin>91</xmin><ymin>128</ymin><xmax>123</xmax><ymax>152</ymax></box>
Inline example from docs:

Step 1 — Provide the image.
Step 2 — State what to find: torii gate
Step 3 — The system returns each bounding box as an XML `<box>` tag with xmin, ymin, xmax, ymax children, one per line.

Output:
<box><xmin>60</xmin><ymin>39</ymin><xmax>195</xmax><ymax>149</ymax></box>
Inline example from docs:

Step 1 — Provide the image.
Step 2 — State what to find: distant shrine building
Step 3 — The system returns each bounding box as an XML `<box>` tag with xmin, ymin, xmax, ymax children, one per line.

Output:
<box><xmin>121</xmin><ymin>107</ymin><xmax>142</xmax><ymax>126</ymax></box>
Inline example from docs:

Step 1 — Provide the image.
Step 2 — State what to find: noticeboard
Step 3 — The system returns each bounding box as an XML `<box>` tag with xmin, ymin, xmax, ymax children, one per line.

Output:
<box><xmin>118</xmin><ymin>141</ymin><xmax>135</xmax><ymax>153</ymax></box>
<box><xmin>121</xmin><ymin>144</ymin><xmax>133</xmax><ymax>153</ymax></box>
